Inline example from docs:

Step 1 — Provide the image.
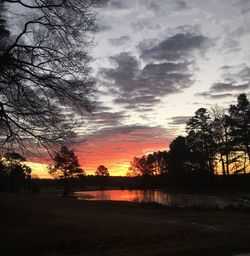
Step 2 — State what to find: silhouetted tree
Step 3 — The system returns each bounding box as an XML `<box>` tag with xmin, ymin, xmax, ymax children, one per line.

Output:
<box><xmin>168</xmin><ymin>136</ymin><xmax>192</xmax><ymax>175</ymax></box>
<box><xmin>210</xmin><ymin>107</ymin><xmax>232</xmax><ymax>175</ymax></box>
<box><xmin>152</xmin><ymin>151</ymin><xmax>168</xmax><ymax>175</ymax></box>
<box><xmin>130</xmin><ymin>156</ymin><xmax>154</xmax><ymax>176</ymax></box>
<box><xmin>95</xmin><ymin>165</ymin><xmax>110</xmax><ymax>176</ymax></box>
<box><xmin>186</xmin><ymin>108</ymin><xmax>216</xmax><ymax>174</ymax></box>
<box><xmin>128</xmin><ymin>151</ymin><xmax>169</xmax><ymax>177</ymax></box>
<box><xmin>1</xmin><ymin>152</ymin><xmax>32</xmax><ymax>193</ymax></box>
<box><xmin>229</xmin><ymin>94</ymin><xmax>250</xmax><ymax>174</ymax></box>
<box><xmin>48</xmin><ymin>146</ymin><xmax>84</xmax><ymax>196</ymax></box>
<box><xmin>0</xmin><ymin>0</ymin><xmax>100</xmax><ymax>151</ymax></box>
<box><xmin>126</xmin><ymin>158</ymin><xmax>142</xmax><ymax>177</ymax></box>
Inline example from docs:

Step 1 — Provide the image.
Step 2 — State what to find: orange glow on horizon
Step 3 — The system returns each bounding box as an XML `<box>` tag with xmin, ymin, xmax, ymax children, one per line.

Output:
<box><xmin>76</xmin><ymin>128</ymin><xmax>169</xmax><ymax>176</ymax></box>
<box><xmin>26</xmin><ymin>162</ymin><xmax>52</xmax><ymax>179</ymax></box>
<box><xmin>25</xmin><ymin>127</ymin><xmax>171</xmax><ymax>178</ymax></box>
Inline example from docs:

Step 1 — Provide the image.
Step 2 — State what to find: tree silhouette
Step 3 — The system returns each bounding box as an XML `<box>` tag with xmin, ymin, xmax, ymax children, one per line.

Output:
<box><xmin>0</xmin><ymin>0</ymin><xmax>99</xmax><ymax>151</ymax></box>
<box><xmin>95</xmin><ymin>165</ymin><xmax>110</xmax><ymax>176</ymax></box>
<box><xmin>150</xmin><ymin>151</ymin><xmax>168</xmax><ymax>175</ymax></box>
<box><xmin>128</xmin><ymin>152</ymin><xmax>168</xmax><ymax>177</ymax></box>
<box><xmin>186</xmin><ymin>108</ymin><xmax>216</xmax><ymax>174</ymax></box>
<box><xmin>129</xmin><ymin>156</ymin><xmax>150</xmax><ymax>176</ymax></box>
<box><xmin>210</xmin><ymin>107</ymin><xmax>232</xmax><ymax>175</ymax></box>
<box><xmin>168</xmin><ymin>136</ymin><xmax>192</xmax><ymax>175</ymax></box>
<box><xmin>229</xmin><ymin>94</ymin><xmax>250</xmax><ymax>173</ymax></box>
<box><xmin>48</xmin><ymin>146</ymin><xmax>84</xmax><ymax>196</ymax></box>
<box><xmin>1</xmin><ymin>152</ymin><xmax>32</xmax><ymax>193</ymax></box>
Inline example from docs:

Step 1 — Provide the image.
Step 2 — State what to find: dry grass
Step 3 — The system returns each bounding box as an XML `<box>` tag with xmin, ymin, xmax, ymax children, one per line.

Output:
<box><xmin>1</xmin><ymin>194</ymin><xmax>250</xmax><ymax>256</ymax></box>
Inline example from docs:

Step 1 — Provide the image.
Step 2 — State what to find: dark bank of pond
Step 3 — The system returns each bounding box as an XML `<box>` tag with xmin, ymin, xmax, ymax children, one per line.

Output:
<box><xmin>74</xmin><ymin>189</ymin><xmax>250</xmax><ymax>209</ymax></box>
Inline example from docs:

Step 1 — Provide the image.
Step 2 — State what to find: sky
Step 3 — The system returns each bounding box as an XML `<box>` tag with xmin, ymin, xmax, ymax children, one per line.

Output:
<box><xmin>29</xmin><ymin>0</ymin><xmax>250</xmax><ymax>177</ymax></box>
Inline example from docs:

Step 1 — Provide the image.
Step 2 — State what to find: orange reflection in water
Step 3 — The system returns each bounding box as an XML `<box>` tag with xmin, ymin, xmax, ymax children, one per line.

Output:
<box><xmin>74</xmin><ymin>190</ymin><xmax>245</xmax><ymax>209</ymax></box>
<box><xmin>75</xmin><ymin>190</ymin><xmax>171</xmax><ymax>204</ymax></box>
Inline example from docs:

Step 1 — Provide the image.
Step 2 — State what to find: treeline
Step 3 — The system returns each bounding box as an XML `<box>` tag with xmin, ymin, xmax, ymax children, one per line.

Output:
<box><xmin>128</xmin><ymin>94</ymin><xmax>250</xmax><ymax>182</ymax></box>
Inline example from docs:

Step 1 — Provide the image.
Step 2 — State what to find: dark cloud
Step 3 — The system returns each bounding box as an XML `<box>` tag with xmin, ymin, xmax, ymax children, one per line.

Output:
<box><xmin>100</xmin><ymin>52</ymin><xmax>194</xmax><ymax>108</ymax></box>
<box><xmin>100</xmin><ymin>29</ymin><xmax>212</xmax><ymax>112</ymax></box>
<box><xmin>90</xmin><ymin>124</ymin><xmax>169</xmax><ymax>142</ymax></box>
<box><xmin>84</xmin><ymin>102</ymin><xmax>128</xmax><ymax>131</ymax></box>
<box><xmin>175</xmin><ymin>0</ymin><xmax>188</xmax><ymax>10</ymax></box>
<box><xmin>109</xmin><ymin>35</ymin><xmax>130</xmax><ymax>46</ymax></box>
<box><xmin>222</xmin><ymin>38</ymin><xmax>241</xmax><ymax>53</ymax></box>
<box><xmin>131</xmin><ymin>21</ymin><xmax>161</xmax><ymax>32</ymax></box>
<box><xmin>241</xmin><ymin>7</ymin><xmax>250</xmax><ymax>14</ymax></box>
<box><xmin>114</xmin><ymin>95</ymin><xmax>160</xmax><ymax>106</ymax></box>
<box><xmin>96</xmin><ymin>24</ymin><xmax>112</xmax><ymax>33</ymax></box>
<box><xmin>92</xmin><ymin>112</ymin><xmax>125</xmax><ymax>127</ymax></box>
<box><xmin>168</xmin><ymin>116</ymin><xmax>191</xmax><ymax>125</ymax></box>
<box><xmin>89</xmin><ymin>111</ymin><xmax>127</xmax><ymax>126</ymax></box>
<box><xmin>148</xmin><ymin>2</ymin><xmax>161</xmax><ymax>13</ymax></box>
<box><xmin>102</xmin><ymin>52</ymin><xmax>139</xmax><ymax>90</ymax></box>
<box><xmin>197</xmin><ymin>64</ymin><xmax>250</xmax><ymax>100</ymax></box>
<box><xmin>233</xmin><ymin>0</ymin><xmax>250</xmax><ymax>14</ymax></box>
<box><xmin>210</xmin><ymin>82</ymin><xmax>249</xmax><ymax>92</ymax></box>
<box><xmin>230</xmin><ymin>26</ymin><xmax>250</xmax><ymax>37</ymax></box>
<box><xmin>139</xmin><ymin>33</ymin><xmax>211</xmax><ymax>61</ymax></box>
<box><xmin>92</xmin><ymin>0</ymin><xmax>111</xmax><ymax>7</ymax></box>
<box><xmin>238</xmin><ymin>66</ymin><xmax>250</xmax><ymax>79</ymax></box>
<box><xmin>220</xmin><ymin>65</ymin><xmax>250</xmax><ymax>84</ymax></box>
<box><xmin>196</xmin><ymin>92</ymin><xmax>233</xmax><ymax>99</ymax></box>
<box><xmin>104</xmin><ymin>0</ymin><xmax>128</xmax><ymax>9</ymax></box>
<box><xmin>92</xmin><ymin>100</ymin><xmax>112</xmax><ymax>112</ymax></box>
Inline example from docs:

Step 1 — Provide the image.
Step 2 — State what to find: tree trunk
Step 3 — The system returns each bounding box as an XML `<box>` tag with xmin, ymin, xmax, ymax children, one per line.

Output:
<box><xmin>221</xmin><ymin>154</ymin><xmax>226</xmax><ymax>176</ymax></box>
<box><xmin>63</xmin><ymin>171</ymin><xmax>68</xmax><ymax>197</ymax></box>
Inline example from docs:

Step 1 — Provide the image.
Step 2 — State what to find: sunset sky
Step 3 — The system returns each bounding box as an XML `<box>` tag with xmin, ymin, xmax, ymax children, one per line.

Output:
<box><xmin>30</xmin><ymin>0</ymin><xmax>250</xmax><ymax>177</ymax></box>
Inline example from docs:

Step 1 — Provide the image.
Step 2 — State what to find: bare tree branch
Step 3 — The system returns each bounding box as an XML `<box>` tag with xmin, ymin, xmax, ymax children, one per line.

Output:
<box><xmin>0</xmin><ymin>0</ymin><xmax>99</xmax><ymax>154</ymax></box>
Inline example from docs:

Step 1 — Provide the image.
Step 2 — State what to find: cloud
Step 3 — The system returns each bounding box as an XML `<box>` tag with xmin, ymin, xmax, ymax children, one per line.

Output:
<box><xmin>230</xmin><ymin>27</ymin><xmax>250</xmax><ymax>38</ymax></box>
<box><xmin>88</xmin><ymin>110</ymin><xmax>127</xmax><ymax>127</ymax></box>
<box><xmin>197</xmin><ymin>64</ymin><xmax>250</xmax><ymax>100</ymax></box>
<box><xmin>241</xmin><ymin>7</ymin><xmax>250</xmax><ymax>14</ymax></box>
<box><xmin>221</xmin><ymin>65</ymin><xmax>250</xmax><ymax>84</ymax></box>
<box><xmin>100</xmin><ymin>52</ymin><xmax>194</xmax><ymax>108</ymax></box>
<box><xmin>175</xmin><ymin>0</ymin><xmax>188</xmax><ymax>10</ymax></box>
<box><xmin>79</xmin><ymin>101</ymin><xmax>128</xmax><ymax>133</ymax></box>
<box><xmin>168</xmin><ymin>116</ymin><xmax>192</xmax><ymax>125</ymax></box>
<box><xmin>100</xmin><ymin>29</ymin><xmax>213</xmax><ymax>110</ymax></box>
<box><xmin>232</xmin><ymin>0</ymin><xmax>250</xmax><ymax>14</ymax></box>
<box><xmin>96</xmin><ymin>24</ymin><xmax>112</xmax><ymax>33</ymax></box>
<box><xmin>139</xmin><ymin>32</ymin><xmax>211</xmax><ymax>61</ymax></box>
<box><xmin>222</xmin><ymin>38</ymin><xmax>241</xmax><ymax>53</ymax></box>
<box><xmin>210</xmin><ymin>82</ymin><xmax>249</xmax><ymax>92</ymax></box>
<box><xmin>103</xmin><ymin>0</ymin><xmax>129</xmax><ymax>9</ymax></box>
<box><xmin>238</xmin><ymin>66</ymin><xmax>250</xmax><ymax>80</ymax></box>
<box><xmin>131</xmin><ymin>21</ymin><xmax>161</xmax><ymax>32</ymax></box>
<box><xmin>114</xmin><ymin>94</ymin><xmax>160</xmax><ymax>106</ymax></box>
<box><xmin>91</xmin><ymin>125</ymin><xmax>168</xmax><ymax>140</ymax></box>
<box><xmin>109</xmin><ymin>35</ymin><xmax>130</xmax><ymax>46</ymax></box>
<box><xmin>195</xmin><ymin>92</ymin><xmax>233</xmax><ymax>99</ymax></box>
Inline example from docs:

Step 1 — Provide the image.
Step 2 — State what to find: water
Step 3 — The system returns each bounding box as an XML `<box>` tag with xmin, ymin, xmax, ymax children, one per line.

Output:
<box><xmin>74</xmin><ymin>189</ymin><xmax>249</xmax><ymax>209</ymax></box>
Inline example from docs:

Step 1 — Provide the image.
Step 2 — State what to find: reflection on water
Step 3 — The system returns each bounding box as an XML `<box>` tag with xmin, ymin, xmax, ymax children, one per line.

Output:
<box><xmin>74</xmin><ymin>190</ymin><xmax>249</xmax><ymax>209</ymax></box>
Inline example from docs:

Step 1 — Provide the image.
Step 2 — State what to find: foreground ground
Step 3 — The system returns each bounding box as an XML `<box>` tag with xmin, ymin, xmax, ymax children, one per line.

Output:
<box><xmin>1</xmin><ymin>194</ymin><xmax>250</xmax><ymax>256</ymax></box>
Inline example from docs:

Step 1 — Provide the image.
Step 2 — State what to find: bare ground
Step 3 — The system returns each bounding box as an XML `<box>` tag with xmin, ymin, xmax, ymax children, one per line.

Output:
<box><xmin>1</xmin><ymin>194</ymin><xmax>250</xmax><ymax>256</ymax></box>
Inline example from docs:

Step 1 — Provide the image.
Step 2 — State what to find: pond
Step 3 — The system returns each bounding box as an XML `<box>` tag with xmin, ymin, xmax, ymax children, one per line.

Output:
<box><xmin>74</xmin><ymin>189</ymin><xmax>249</xmax><ymax>209</ymax></box>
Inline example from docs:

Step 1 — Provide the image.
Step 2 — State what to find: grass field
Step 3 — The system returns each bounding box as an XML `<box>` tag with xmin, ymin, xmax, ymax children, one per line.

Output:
<box><xmin>1</xmin><ymin>194</ymin><xmax>250</xmax><ymax>256</ymax></box>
